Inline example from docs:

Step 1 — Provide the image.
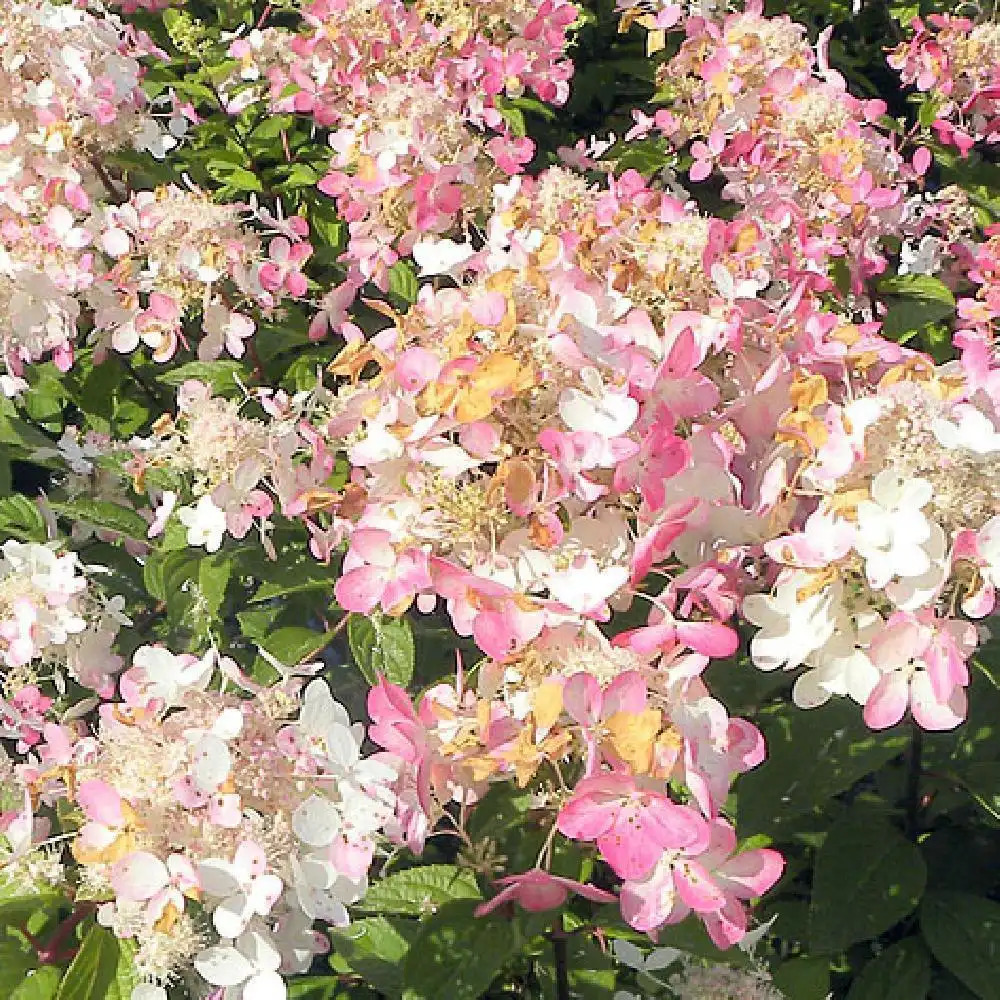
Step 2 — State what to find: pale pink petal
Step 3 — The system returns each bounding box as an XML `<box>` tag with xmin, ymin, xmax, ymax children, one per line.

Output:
<box><xmin>110</xmin><ymin>851</ymin><xmax>170</xmax><ymax>902</ymax></box>
<box><xmin>334</xmin><ymin>565</ymin><xmax>386</xmax><ymax>613</ymax></box>
<box><xmin>862</xmin><ymin>672</ymin><xmax>909</xmax><ymax>729</ymax></box>
<box><xmin>674</xmin><ymin>861</ymin><xmax>726</xmax><ymax>912</ymax></box>
<box><xmin>910</xmin><ymin>671</ymin><xmax>966</xmax><ymax>730</ymax></box>
<box><xmin>76</xmin><ymin>780</ymin><xmax>124</xmax><ymax>827</ymax></box>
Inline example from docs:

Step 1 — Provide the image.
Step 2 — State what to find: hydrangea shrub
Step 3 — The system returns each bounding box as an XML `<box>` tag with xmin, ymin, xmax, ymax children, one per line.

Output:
<box><xmin>0</xmin><ymin>1</ymin><xmax>999</xmax><ymax>999</ymax></box>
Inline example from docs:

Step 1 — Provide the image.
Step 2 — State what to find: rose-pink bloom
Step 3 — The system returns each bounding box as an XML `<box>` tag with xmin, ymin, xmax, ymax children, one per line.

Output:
<box><xmin>557</xmin><ymin>774</ymin><xmax>709</xmax><ymax>881</ymax></box>
<box><xmin>475</xmin><ymin>868</ymin><xmax>616</xmax><ymax>917</ymax></box>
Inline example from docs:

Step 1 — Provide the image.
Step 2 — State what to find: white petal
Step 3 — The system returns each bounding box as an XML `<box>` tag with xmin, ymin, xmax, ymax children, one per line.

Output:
<box><xmin>292</xmin><ymin>795</ymin><xmax>341</xmax><ymax>847</ymax></box>
<box><xmin>244</xmin><ymin>970</ymin><xmax>287</xmax><ymax>1000</ymax></box>
<box><xmin>559</xmin><ymin>387</ymin><xmax>639</xmax><ymax>438</ymax></box>
<box><xmin>191</xmin><ymin>734</ymin><xmax>232</xmax><ymax>792</ymax></box>
<box><xmin>212</xmin><ymin>707</ymin><xmax>244</xmax><ymax>740</ymax></box>
<box><xmin>237</xmin><ymin>928</ymin><xmax>282</xmax><ymax>972</ymax></box>
<box><xmin>131</xmin><ymin>986</ymin><xmax>167</xmax><ymax>1000</ymax></box>
<box><xmin>194</xmin><ymin>945</ymin><xmax>254</xmax><ymax>987</ymax></box>
<box><xmin>197</xmin><ymin>859</ymin><xmax>243</xmax><ymax>898</ymax></box>
<box><xmin>213</xmin><ymin>892</ymin><xmax>253</xmax><ymax>939</ymax></box>
<box><xmin>792</xmin><ymin>670</ymin><xmax>833</xmax><ymax>709</ymax></box>
<box><xmin>301</xmin><ymin>679</ymin><xmax>349</xmax><ymax>734</ymax></box>
<box><xmin>249</xmin><ymin>873</ymin><xmax>284</xmax><ymax>916</ymax></box>
<box><xmin>110</xmin><ymin>852</ymin><xmax>169</xmax><ymax>902</ymax></box>
<box><xmin>324</xmin><ymin>724</ymin><xmax>360</xmax><ymax>770</ymax></box>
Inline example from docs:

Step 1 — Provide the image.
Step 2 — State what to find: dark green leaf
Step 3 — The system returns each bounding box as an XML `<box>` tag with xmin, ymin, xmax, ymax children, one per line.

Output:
<box><xmin>0</xmin><ymin>939</ymin><xmax>37</xmax><ymax>997</ymax></box>
<box><xmin>256</xmin><ymin>627</ymin><xmax>333</xmax><ymax>666</ymax></box>
<box><xmin>737</xmin><ymin>701</ymin><xmax>909</xmax><ymax>836</ymax></box>
<box><xmin>877</xmin><ymin>276</ymin><xmax>956</xmax><ymax>341</ymax></box>
<box><xmin>536</xmin><ymin>935</ymin><xmax>615</xmax><ymax>1000</ymax></box>
<box><xmin>11</xmin><ymin>967</ymin><xmax>60</xmax><ymax>1000</ymax></box>
<box><xmin>159</xmin><ymin>360</ymin><xmax>249</xmax><ymax>395</ymax></box>
<box><xmin>250</xmin><ymin>558</ymin><xmax>333</xmax><ymax>601</ymax></box>
<box><xmin>388</xmin><ymin>261</ymin><xmax>419</xmax><ymax>306</ymax></box>
<box><xmin>198</xmin><ymin>553</ymin><xmax>232</xmax><ymax>617</ymax></box>
<box><xmin>401</xmin><ymin>900</ymin><xmax>522</xmax><ymax>1000</ymax></box>
<box><xmin>287</xmin><ymin>977</ymin><xmax>344</xmax><ymax>1000</ymax></box>
<box><xmin>921</xmin><ymin>891</ymin><xmax>1000</xmax><ymax>999</ymax></box>
<box><xmin>846</xmin><ymin>939</ymin><xmax>931</xmax><ymax>1000</ymax></box>
<box><xmin>772</xmin><ymin>956</ymin><xmax>831</xmax><ymax>1000</ymax></box>
<box><xmin>0</xmin><ymin>497</ymin><xmax>48</xmax><ymax>543</ymax></box>
<box><xmin>329</xmin><ymin>916</ymin><xmax>418</xmax><ymax>997</ymax></box>
<box><xmin>809</xmin><ymin>810</ymin><xmax>925</xmax><ymax>952</ymax></box>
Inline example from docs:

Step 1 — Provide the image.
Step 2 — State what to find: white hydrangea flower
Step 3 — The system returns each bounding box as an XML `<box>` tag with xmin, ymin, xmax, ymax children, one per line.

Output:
<box><xmin>742</xmin><ymin>571</ymin><xmax>840</xmax><ymax>672</ymax></box>
<box><xmin>854</xmin><ymin>470</ymin><xmax>934</xmax><ymax>589</ymax></box>
<box><xmin>177</xmin><ymin>495</ymin><xmax>228</xmax><ymax>552</ymax></box>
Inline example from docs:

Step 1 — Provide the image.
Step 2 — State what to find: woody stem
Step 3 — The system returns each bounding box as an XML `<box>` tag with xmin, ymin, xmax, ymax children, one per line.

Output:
<box><xmin>552</xmin><ymin>914</ymin><xmax>570</xmax><ymax>1000</ymax></box>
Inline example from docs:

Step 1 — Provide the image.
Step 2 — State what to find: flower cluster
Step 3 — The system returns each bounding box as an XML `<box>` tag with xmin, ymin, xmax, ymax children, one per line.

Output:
<box><xmin>0</xmin><ymin>180</ymin><xmax>312</xmax><ymax>387</ymax></box>
<box><xmin>88</xmin><ymin>185</ymin><xmax>311</xmax><ymax>363</ymax></box>
<box><xmin>0</xmin><ymin>540</ymin><xmax>127</xmax><ymax>703</ymax></box>
<box><xmin>14</xmin><ymin>646</ymin><xmax>395</xmax><ymax>1000</ymax></box>
<box><xmin>745</xmin><ymin>353</ymin><xmax>1000</xmax><ymax>730</ymax></box>
<box><xmin>624</xmin><ymin>1</ymin><xmax>926</xmax><ymax>291</ymax></box>
<box><xmin>0</xmin><ymin>1</ymin><xmax>319</xmax><ymax>386</ymax></box>
<box><xmin>239</xmin><ymin>0</ymin><xmax>576</xmax><ymax>303</ymax></box>
<box><xmin>889</xmin><ymin>14</ymin><xmax>1000</xmax><ymax>154</ymax></box>
<box><xmin>0</xmin><ymin>1</ymin><xmax>169</xmax><ymax>388</ymax></box>
<box><xmin>0</xmin><ymin>0</ymin><xmax>166</xmax><ymax>188</ymax></box>
<box><xmin>369</xmin><ymin>619</ymin><xmax>782</xmax><ymax>946</ymax></box>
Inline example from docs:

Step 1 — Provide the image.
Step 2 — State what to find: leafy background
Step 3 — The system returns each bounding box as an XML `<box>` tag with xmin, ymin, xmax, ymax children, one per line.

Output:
<box><xmin>4</xmin><ymin>0</ymin><xmax>1000</xmax><ymax>998</ymax></box>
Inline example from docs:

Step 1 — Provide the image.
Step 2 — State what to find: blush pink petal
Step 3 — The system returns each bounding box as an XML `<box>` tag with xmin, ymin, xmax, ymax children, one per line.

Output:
<box><xmin>863</xmin><ymin>673</ymin><xmax>909</xmax><ymax>730</ymax></box>
<box><xmin>334</xmin><ymin>565</ymin><xmax>386</xmax><ymax>613</ymax></box>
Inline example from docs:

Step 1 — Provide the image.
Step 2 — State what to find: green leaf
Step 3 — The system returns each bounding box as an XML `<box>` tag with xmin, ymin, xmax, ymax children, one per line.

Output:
<box><xmin>772</xmin><ymin>956</ymin><xmax>831</xmax><ymax>1000</ymax></box>
<box><xmin>103</xmin><ymin>939</ymin><xmax>137</xmax><ymax>1000</ymax></box>
<box><xmin>236</xmin><ymin>604</ymin><xmax>284</xmax><ymax>639</ymax></box>
<box><xmin>612</xmin><ymin>138</ymin><xmax>669</xmax><ymax>175</ymax></box>
<box><xmin>11</xmin><ymin>967</ymin><xmax>60</xmax><ymax>1000</ymax></box>
<box><xmin>388</xmin><ymin>260</ymin><xmax>419</xmax><ymax>306</ymax></box>
<box><xmin>50</xmin><ymin>499</ymin><xmax>149</xmax><ymax>541</ymax></box>
<box><xmin>250</xmin><ymin>557</ymin><xmax>333</xmax><ymax>601</ymax></box>
<box><xmin>401</xmin><ymin>900</ymin><xmax>522</xmax><ymax>1000</ymax></box>
<box><xmin>329</xmin><ymin>916</ymin><xmax>418</xmax><ymax>997</ymax></box>
<box><xmin>0</xmin><ymin>411</ymin><xmax>58</xmax><ymax>454</ymax></box>
<box><xmin>347</xmin><ymin>612</ymin><xmax>415</xmax><ymax>685</ymax></box>
<box><xmin>287</xmin><ymin>977</ymin><xmax>344</xmax><ymax>1000</ymax></box>
<box><xmin>0</xmin><ymin>939</ymin><xmax>38</xmax><ymax>996</ymax></box>
<box><xmin>0</xmin><ymin>895</ymin><xmax>66</xmax><ymax>929</ymax></box>
<box><xmin>206</xmin><ymin>161</ymin><xmax>264</xmax><ymax>192</ymax></box>
<box><xmin>198</xmin><ymin>552</ymin><xmax>232</xmax><ymax>617</ymax></box>
<box><xmin>846</xmin><ymin>939</ymin><xmax>931</xmax><ymax>1000</ymax></box>
<box><xmin>256</xmin><ymin>626</ymin><xmax>333</xmax><ymax>666</ymax></box>
<box><xmin>737</xmin><ymin>701</ymin><xmax>909</xmax><ymax>835</ymax></box>
<box><xmin>956</xmin><ymin>762</ymin><xmax>1000</xmax><ymax>822</ymax></box>
<box><xmin>809</xmin><ymin>809</ymin><xmax>926</xmax><ymax>952</ymax></box>
<box><xmin>877</xmin><ymin>275</ymin><xmax>955</xmax><ymax>302</ymax></box>
<box><xmin>54</xmin><ymin>924</ymin><xmax>122</xmax><ymax>1000</ymax></box>
<box><xmin>877</xmin><ymin>275</ymin><xmax>956</xmax><ymax>341</ymax></box>
<box><xmin>921</xmin><ymin>891</ymin><xmax>1000</xmax><ymax>999</ymax></box>
<box><xmin>159</xmin><ymin>360</ymin><xmax>249</xmax><ymax>395</ymax></box>
<box><xmin>0</xmin><ymin>497</ymin><xmax>48</xmax><ymax>543</ymax></box>
<box><xmin>358</xmin><ymin>865</ymin><xmax>482</xmax><ymax>917</ymax></box>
